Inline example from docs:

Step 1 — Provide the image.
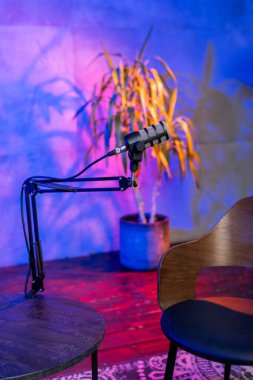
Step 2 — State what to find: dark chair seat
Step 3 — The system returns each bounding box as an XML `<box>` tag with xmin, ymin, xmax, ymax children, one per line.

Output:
<box><xmin>161</xmin><ymin>300</ymin><xmax>253</xmax><ymax>365</ymax></box>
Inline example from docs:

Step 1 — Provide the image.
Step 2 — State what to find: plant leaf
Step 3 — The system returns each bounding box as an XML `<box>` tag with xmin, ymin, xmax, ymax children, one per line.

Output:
<box><xmin>102</xmin><ymin>45</ymin><xmax>119</xmax><ymax>87</ymax></box>
<box><xmin>158</xmin><ymin>150</ymin><xmax>172</xmax><ymax>178</ymax></box>
<box><xmin>150</xmin><ymin>69</ymin><xmax>163</xmax><ymax>98</ymax></box>
<box><xmin>154</xmin><ymin>56</ymin><xmax>177</xmax><ymax>85</ymax></box>
<box><xmin>128</xmin><ymin>107</ymin><xmax>135</xmax><ymax>132</ymax></box>
<box><xmin>136</xmin><ymin>27</ymin><xmax>153</xmax><ymax>61</ymax></box>
<box><xmin>119</xmin><ymin>63</ymin><xmax>126</xmax><ymax>108</ymax></box>
<box><xmin>107</xmin><ymin>93</ymin><xmax>118</xmax><ymax>145</ymax></box>
<box><xmin>115</xmin><ymin>112</ymin><xmax>121</xmax><ymax>145</ymax></box>
<box><xmin>167</xmin><ymin>88</ymin><xmax>178</xmax><ymax>121</ymax></box>
<box><xmin>85</xmin><ymin>131</ymin><xmax>104</xmax><ymax>162</ymax></box>
<box><xmin>104</xmin><ymin>122</ymin><xmax>110</xmax><ymax>152</ymax></box>
<box><xmin>173</xmin><ymin>139</ymin><xmax>186</xmax><ymax>174</ymax></box>
<box><xmin>73</xmin><ymin>100</ymin><xmax>91</xmax><ymax>119</ymax></box>
<box><xmin>174</xmin><ymin>116</ymin><xmax>194</xmax><ymax>155</ymax></box>
<box><xmin>122</xmin><ymin>152</ymin><xmax>127</xmax><ymax>173</ymax></box>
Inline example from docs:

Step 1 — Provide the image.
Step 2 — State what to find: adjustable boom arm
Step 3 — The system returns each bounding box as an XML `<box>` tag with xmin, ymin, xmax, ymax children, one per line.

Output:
<box><xmin>23</xmin><ymin>176</ymin><xmax>133</xmax><ymax>297</ymax></box>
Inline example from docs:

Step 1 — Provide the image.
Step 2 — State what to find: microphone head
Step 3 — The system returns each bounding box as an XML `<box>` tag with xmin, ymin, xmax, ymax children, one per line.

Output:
<box><xmin>139</xmin><ymin>121</ymin><xmax>170</xmax><ymax>148</ymax></box>
<box><xmin>122</xmin><ymin>121</ymin><xmax>170</xmax><ymax>173</ymax></box>
<box><xmin>124</xmin><ymin>121</ymin><xmax>170</xmax><ymax>150</ymax></box>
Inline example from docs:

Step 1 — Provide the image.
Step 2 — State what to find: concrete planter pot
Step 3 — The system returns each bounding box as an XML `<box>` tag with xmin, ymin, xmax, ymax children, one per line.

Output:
<box><xmin>119</xmin><ymin>214</ymin><xmax>170</xmax><ymax>270</ymax></box>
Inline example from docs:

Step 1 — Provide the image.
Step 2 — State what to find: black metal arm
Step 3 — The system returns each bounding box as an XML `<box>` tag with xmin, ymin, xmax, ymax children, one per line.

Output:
<box><xmin>23</xmin><ymin>176</ymin><xmax>133</xmax><ymax>297</ymax></box>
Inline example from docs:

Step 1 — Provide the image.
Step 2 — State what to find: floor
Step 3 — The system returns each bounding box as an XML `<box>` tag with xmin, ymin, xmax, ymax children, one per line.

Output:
<box><xmin>0</xmin><ymin>252</ymin><xmax>169</xmax><ymax>377</ymax></box>
<box><xmin>1</xmin><ymin>252</ymin><xmax>252</xmax><ymax>378</ymax></box>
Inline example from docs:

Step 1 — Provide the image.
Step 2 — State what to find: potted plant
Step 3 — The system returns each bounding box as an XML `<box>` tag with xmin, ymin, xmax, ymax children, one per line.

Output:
<box><xmin>75</xmin><ymin>33</ymin><xmax>200</xmax><ymax>269</ymax></box>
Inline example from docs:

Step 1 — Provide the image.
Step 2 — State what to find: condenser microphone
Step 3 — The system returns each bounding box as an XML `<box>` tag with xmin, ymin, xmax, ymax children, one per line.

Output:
<box><xmin>108</xmin><ymin>121</ymin><xmax>170</xmax><ymax>173</ymax></box>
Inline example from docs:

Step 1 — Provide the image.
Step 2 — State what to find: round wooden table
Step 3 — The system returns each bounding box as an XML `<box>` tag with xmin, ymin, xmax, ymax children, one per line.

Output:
<box><xmin>0</xmin><ymin>295</ymin><xmax>105</xmax><ymax>380</ymax></box>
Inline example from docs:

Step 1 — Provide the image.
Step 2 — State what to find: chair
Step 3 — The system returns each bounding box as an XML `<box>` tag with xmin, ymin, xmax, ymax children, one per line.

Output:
<box><xmin>158</xmin><ymin>197</ymin><xmax>253</xmax><ymax>380</ymax></box>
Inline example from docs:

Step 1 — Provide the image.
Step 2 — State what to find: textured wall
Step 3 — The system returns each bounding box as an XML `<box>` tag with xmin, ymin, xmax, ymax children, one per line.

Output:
<box><xmin>0</xmin><ymin>0</ymin><xmax>253</xmax><ymax>267</ymax></box>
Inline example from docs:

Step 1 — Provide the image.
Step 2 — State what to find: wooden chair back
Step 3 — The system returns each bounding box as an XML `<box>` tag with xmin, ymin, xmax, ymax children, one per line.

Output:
<box><xmin>158</xmin><ymin>197</ymin><xmax>253</xmax><ymax>311</ymax></box>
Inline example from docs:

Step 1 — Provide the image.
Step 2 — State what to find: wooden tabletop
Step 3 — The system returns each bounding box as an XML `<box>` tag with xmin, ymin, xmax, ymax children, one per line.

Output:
<box><xmin>0</xmin><ymin>295</ymin><xmax>105</xmax><ymax>380</ymax></box>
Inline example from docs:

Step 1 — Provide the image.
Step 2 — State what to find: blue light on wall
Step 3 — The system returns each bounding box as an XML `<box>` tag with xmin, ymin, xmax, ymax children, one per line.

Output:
<box><xmin>0</xmin><ymin>0</ymin><xmax>253</xmax><ymax>266</ymax></box>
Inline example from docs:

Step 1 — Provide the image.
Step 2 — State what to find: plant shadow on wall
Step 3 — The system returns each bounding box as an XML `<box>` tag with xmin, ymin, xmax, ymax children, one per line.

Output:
<box><xmin>1</xmin><ymin>30</ymin><xmax>87</xmax><ymax>178</ymax></box>
<box><xmin>25</xmin><ymin>76</ymin><xmax>123</xmax><ymax>256</ymax></box>
<box><xmin>75</xmin><ymin>30</ymin><xmax>200</xmax><ymax>270</ymax></box>
<box><xmin>0</xmin><ymin>30</ymin><xmax>112</xmax><ymax>264</ymax></box>
<box><xmin>179</xmin><ymin>43</ymin><xmax>253</xmax><ymax>229</ymax></box>
<box><xmin>22</xmin><ymin>79</ymin><xmax>126</xmax><ymax>261</ymax></box>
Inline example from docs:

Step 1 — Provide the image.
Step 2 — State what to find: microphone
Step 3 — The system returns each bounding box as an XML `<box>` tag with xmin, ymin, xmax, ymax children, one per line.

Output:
<box><xmin>108</xmin><ymin>121</ymin><xmax>170</xmax><ymax>173</ymax></box>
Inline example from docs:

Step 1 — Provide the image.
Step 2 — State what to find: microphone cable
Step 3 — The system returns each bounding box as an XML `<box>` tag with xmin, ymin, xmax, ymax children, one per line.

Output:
<box><xmin>21</xmin><ymin>151</ymin><xmax>112</xmax><ymax>296</ymax></box>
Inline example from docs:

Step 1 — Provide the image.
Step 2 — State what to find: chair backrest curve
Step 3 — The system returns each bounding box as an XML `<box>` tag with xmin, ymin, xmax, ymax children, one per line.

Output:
<box><xmin>158</xmin><ymin>197</ymin><xmax>253</xmax><ymax>311</ymax></box>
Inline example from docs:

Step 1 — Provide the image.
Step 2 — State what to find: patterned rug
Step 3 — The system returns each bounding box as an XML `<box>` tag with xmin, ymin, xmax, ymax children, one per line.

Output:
<box><xmin>51</xmin><ymin>350</ymin><xmax>253</xmax><ymax>380</ymax></box>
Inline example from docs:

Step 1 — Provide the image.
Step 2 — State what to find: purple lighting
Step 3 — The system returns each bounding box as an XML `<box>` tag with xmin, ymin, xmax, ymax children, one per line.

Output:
<box><xmin>0</xmin><ymin>0</ymin><xmax>253</xmax><ymax>267</ymax></box>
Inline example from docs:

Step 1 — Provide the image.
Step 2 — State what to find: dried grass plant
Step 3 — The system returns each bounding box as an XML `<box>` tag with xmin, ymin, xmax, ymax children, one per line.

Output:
<box><xmin>75</xmin><ymin>31</ymin><xmax>200</xmax><ymax>223</ymax></box>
